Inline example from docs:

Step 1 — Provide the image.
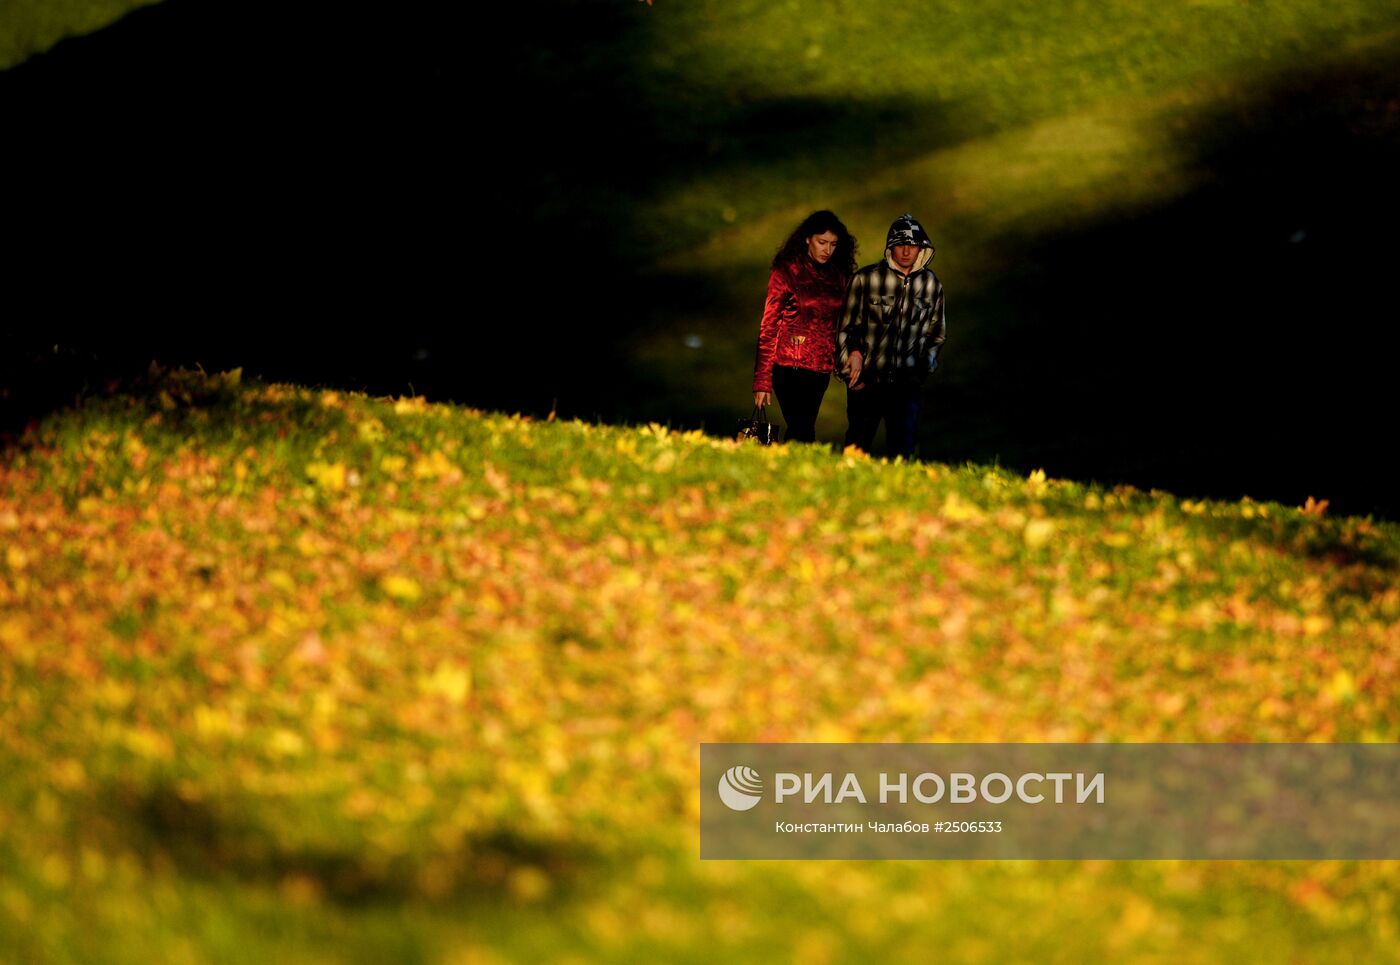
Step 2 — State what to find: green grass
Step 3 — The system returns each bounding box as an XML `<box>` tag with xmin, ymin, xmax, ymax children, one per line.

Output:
<box><xmin>624</xmin><ymin>0</ymin><xmax>1399</xmax><ymax>254</ymax></box>
<box><xmin>1</xmin><ymin>367</ymin><xmax>1398</xmax><ymax>961</ymax></box>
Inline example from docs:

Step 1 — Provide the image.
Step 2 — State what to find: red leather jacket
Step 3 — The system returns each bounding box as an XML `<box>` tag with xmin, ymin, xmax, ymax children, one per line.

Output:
<box><xmin>752</xmin><ymin>255</ymin><xmax>850</xmax><ymax>393</ymax></box>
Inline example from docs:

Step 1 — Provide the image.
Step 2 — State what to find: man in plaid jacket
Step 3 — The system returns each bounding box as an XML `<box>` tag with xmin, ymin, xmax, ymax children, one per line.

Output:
<box><xmin>835</xmin><ymin>213</ymin><xmax>947</xmax><ymax>458</ymax></box>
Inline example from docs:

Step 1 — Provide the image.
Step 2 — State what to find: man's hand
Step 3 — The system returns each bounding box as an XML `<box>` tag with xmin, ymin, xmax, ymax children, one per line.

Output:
<box><xmin>845</xmin><ymin>351</ymin><xmax>865</xmax><ymax>391</ymax></box>
<box><xmin>753</xmin><ymin>390</ymin><xmax>772</xmax><ymax>408</ymax></box>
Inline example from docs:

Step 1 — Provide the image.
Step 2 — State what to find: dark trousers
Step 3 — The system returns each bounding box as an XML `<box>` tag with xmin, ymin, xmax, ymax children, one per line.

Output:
<box><xmin>843</xmin><ymin>378</ymin><xmax>923</xmax><ymax>458</ymax></box>
<box><xmin>772</xmin><ymin>364</ymin><xmax>830</xmax><ymax>443</ymax></box>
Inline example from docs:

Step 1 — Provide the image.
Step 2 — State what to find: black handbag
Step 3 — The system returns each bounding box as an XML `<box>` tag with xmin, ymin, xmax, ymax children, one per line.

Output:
<box><xmin>736</xmin><ymin>405</ymin><xmax>781</xmax><ymax>445</ymax></box>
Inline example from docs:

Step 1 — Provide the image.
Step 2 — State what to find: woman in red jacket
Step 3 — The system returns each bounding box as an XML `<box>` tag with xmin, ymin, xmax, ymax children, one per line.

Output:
<box><xmin>752</xmin><ymin>210</ymin><xmax>857</xmax><ymax>443</ymax></box>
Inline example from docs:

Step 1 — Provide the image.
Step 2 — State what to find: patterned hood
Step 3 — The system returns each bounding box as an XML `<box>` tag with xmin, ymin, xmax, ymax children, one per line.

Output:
<box><xmin>884</xmin><ymin>213</ymin><xmax>934</xmax><ymax>273</ymax></box>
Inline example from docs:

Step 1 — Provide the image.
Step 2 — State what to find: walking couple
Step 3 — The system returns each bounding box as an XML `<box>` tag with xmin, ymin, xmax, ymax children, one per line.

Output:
<box><xmin>751</xmin><ymin>211</ymin><xmax>946</xmax><ymax>457</ymax></box>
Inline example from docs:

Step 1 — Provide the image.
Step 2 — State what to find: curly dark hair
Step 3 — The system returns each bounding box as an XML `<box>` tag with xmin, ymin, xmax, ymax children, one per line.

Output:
<box><xmin>772</xmin><ymin>210</ymin><xmax>858</xmax><ymax>277</ymax></box>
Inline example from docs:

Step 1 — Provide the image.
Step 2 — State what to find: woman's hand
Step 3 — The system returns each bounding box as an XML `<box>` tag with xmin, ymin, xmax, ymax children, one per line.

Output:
<box><xmin>753</xmin><ymin>391</ymin><xmax>772</xmax><ymax>408</ymax></box>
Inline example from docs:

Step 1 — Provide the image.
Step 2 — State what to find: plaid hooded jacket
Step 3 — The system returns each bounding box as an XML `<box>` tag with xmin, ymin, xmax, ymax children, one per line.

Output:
<box><xmin>836</xmin><ymin>214</ymin><xmax>947</xmax><ymax>383</ymax></box>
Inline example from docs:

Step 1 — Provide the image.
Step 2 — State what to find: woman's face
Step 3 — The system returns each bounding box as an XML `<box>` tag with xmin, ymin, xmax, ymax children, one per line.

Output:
<box><xmin>807</xmin><ymin>231</ymin><xmax>839</xmax><ymax>264</ymax></box>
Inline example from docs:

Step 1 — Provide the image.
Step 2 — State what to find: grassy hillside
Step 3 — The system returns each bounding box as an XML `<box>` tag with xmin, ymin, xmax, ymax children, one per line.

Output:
<box><xmin>521</xmin><ymin>0</ymin><xmax>1400</xmax><ymax>254</ymax></box>
<box><xmin>509</xmin><ymin>0</ymin><xmax>1400</xmax><ymax>516</ymax></box>
<box><xmin>7</xmin><ymin>1</ymin><xmax>1400</xmax><ymax>513</ymax></box>
<box><xmin>1</xmin><ymin>367</ymin><xmax>1398</xmax><ymax>962</ymax></box>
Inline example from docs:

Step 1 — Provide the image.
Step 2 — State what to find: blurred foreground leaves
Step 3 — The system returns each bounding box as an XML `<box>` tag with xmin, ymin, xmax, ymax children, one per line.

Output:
<box><xmin>2</xmin><ymin>368</ymin><xmax>1398</xmax><ymax>961</ymax></box>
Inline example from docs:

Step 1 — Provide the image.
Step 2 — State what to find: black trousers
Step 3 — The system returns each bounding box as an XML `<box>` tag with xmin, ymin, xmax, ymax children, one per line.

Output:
<box><xmin>771</xmin><ymin>364</ymin><xmax>830</xmax><ymax>443</ymax></box>
<box><xmin>843</xmin><ymin>377</ymin><xmax>923</xmax><ymax>457</ymax></box>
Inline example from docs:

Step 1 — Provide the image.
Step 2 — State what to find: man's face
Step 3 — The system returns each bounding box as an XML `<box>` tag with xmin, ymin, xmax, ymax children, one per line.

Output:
<box><xmin>891</xmin><ymin>244</ymin><xmax>920</xmax><ymax>271</ymax></box>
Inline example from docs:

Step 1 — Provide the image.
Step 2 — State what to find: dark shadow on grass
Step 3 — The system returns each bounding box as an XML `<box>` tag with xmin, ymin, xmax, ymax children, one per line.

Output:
<box><xmin>1</xmin><ymin>0</ymin><xmax>974</xmax><ymax>423</ymax></box>
<box><xmin>106</xmin><ymin>780</ymin><xmax>598</xmax><ymax>906</ymax></box>
<box><xmin>2</xmin><ymin>0</ymin><xmax>462</xmax><ymax>338</ymax></box>
<box><xmin>922</xmin><ymin>46</ymin><xmax>1400</xmax><ymax>519</ymax></box>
